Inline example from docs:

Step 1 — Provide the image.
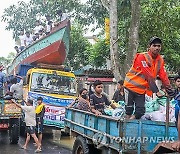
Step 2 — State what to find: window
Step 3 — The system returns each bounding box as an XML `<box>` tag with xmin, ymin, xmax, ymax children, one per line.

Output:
<box><xmin>30</xmin><ymin>72</ymin><xmax>76</xmax><ymax>96</ymax></box>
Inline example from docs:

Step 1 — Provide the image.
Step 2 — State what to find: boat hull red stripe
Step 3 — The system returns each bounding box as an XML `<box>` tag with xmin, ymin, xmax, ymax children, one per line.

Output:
<box><xmin>21</xmin><ymin>40</ymin><xmax>66</xmax><ymax>65</ymax></box>
<box><xmin>11</xmin><ymin>40</ymin><xmax>66</xmax><ymax>74</ymax></box>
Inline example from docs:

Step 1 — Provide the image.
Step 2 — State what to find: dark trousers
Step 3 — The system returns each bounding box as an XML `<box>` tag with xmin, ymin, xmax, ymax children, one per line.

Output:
<box><xmin>124</xmin><ymin>88</ymin><xmax>145</xmax><ymax>119</ymax></box>
<box><xmin>0</xmin><ymin>89</ymin><xmax>3</xmax><ymax>99</ymax></box>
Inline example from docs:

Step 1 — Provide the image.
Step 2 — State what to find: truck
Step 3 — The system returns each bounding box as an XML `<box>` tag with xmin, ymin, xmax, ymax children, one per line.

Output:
<box><xmin>7</xmin><ymin>19</ymin><xmax>77</xmax><ymax>131</ymax></box>
<box><xmin>0</xmin><ymin>99</ymin><xmax>22</xmax><ymax>144</ymax></box>
<box><xmin>64</xmin><ymin>100</ymin><xmax>178</xmax><ymax>154</ymax></box>
<box><xmin>21</xmin><ymin>64</ymin><xmax>77</xmax><ymax>129</ymax></box>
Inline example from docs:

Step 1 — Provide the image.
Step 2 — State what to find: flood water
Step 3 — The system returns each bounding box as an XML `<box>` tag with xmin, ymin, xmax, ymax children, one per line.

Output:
<box><xmin>51</xmin><ymin>129</ymin><xmax>75</xmax><ymax>150</ymax></box>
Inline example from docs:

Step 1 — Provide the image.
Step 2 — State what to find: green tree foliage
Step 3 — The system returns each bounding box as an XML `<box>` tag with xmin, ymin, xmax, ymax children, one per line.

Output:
<box><xmin>139</xmin><ymin>0</ymin><xmax>180</xmax><ymax>72</ymax></box>
<box><xmin>1</xmin><ymin>1</ymin><xmax>37</xmax><ymax>39</ymax></box>
<box><xmin>89</xmin><ymin>39</ymin><xmax>110</xmax><ymax>67</ymax></box>
<box><xmin>0</xmin><ymin>52</ymin><xmax>16</xmax><ymax>67</ymax></box>
<box><xmin>1</xmin><ymin>0</ymin><xmax>84</xmax><ymax>39</ymax></box>
<box><xmin>2</xmin><ymin>0</ymin><xmax>180</xmax><ymax>72</ymax></box>
<box><xmin>66</xmin><ymin>24</ymin><xmax>92</xmax><ymax>70</ymax></box>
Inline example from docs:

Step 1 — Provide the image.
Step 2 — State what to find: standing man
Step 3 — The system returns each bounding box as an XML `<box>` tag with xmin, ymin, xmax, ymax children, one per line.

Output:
<box><xmin>10</xmin><ymin>75</ymin><xmax>23</xmax><ymax>100</ymax></box>
<box><xmin>0</xmin><ymin>64</ymin><xmax>7</xmax><ymax>98</ymax></box>
<box><xmin>112</xmin><ymin>80</ymin><xmax>125</xmax><ymax>103</ymax></box>
<box><xmin>11</xmin><ymin>99</ymin><xmax>41</xmax><ymax>152</ymax></box>
<box><xmin>174</xmin><ymin>76</ymin><xmax>180</xmax><ymax>96</ymax></box>
<box><xmin>172</xmin><ymin>76</ymin><xmax>180</xmax><ymax>151</ymax></box>
<box><xmin>124</xmin><ymin>37</ymin><xmax>175</xmax><ymax>119</ymax></box>
<box><xmin>36</xmin><ymin>97</ymin><xmax>45</xmax><ymax>149</ymax></box>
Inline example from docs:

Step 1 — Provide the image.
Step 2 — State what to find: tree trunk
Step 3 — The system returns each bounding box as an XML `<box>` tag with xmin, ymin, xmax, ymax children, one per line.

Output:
<box><xmin>123</xmin><ymin>0</ymin><xmax>140</xmax><ymax>74</ymax></box>
<box><xmin>101</xmin><ymin>0</ymin><xmax>140</xmax><ymax>81</ymax></box>
<box><xmin>109</xmin><ymin>0</ymin><xmax>123</xmax><ymax>81</ymax></box>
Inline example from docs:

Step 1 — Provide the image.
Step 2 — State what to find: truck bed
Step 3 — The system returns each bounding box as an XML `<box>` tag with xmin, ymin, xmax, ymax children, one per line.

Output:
<box><xmin>65</xmin><ymin>108</ymin><xmax>178</xmax><ymax>153</ymax></box>
<box><xmin>0</xmin><ymin>100</ymin><xmax>22</xmax><ymax>118</ymax></box>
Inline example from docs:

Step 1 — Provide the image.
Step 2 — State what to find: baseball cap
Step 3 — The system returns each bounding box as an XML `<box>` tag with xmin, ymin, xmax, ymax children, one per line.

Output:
<box><xmin>149</xmin><ymin>36</ymin><xmax>162</xmax><ymax>45</ymax></box>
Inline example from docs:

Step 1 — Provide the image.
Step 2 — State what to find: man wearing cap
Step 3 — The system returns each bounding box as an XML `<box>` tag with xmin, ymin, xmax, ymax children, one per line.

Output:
<box><xmin>0</xmin><ymin>65</ymin><xmax>7</xmax><ymax>98</ymax></box>
<box><xmin>124</xmin><ymin>37</ymin><xmax>175</xmax><ymax>119</ymax></box>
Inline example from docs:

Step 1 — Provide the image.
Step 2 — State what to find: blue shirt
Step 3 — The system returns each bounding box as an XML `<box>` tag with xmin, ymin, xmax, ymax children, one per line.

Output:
<box><xmin>0</xmin><ymin>72</ymin><xmax>6</xmax><ymax>89</ymax></box>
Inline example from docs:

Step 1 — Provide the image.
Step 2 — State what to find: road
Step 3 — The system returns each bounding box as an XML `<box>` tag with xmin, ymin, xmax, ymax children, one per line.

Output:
<box><xmin>0</xmin><ymin>131</ymin><xmax>72</xmax><ymax>154</ymax></box>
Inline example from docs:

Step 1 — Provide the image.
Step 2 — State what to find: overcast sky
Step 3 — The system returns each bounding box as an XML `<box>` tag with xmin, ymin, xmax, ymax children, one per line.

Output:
<box><xmin>0</xmin><ymin>0</ymin><xmax>29</xmax><ymax>58</ymax></box>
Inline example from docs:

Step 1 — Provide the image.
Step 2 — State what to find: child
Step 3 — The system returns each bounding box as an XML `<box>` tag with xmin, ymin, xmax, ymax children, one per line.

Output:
<box><xmin>36</xmin><ymin>97</ymin><xmax>45</xmax><ymax>149</ymax></box>
<box><xmin>11</xmin><ymin>99</ymin><xmax>41</xmax><ymax>153</ymax></box>
<box><xmin>90</xmin><ymin>80</ymin><xmax>116</xmax><ymax>116</ymax></box>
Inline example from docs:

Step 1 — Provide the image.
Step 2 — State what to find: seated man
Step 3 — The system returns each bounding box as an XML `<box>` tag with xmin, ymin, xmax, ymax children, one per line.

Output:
<box><xmin>112</xmin><ymin>80</ymin><xmax>125</xmax><ymax>103</ymax></box>
<box><xmin>90</xmin><ymin>80</ymin><xmax>116</xmax><ymax>116</ymax></box>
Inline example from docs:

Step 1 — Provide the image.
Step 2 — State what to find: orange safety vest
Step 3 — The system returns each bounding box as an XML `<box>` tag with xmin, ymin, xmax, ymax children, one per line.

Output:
<box><xmin>124</xmin><ymin>52</ymin><xmax>163</xmax><ymax>96</ymax></box>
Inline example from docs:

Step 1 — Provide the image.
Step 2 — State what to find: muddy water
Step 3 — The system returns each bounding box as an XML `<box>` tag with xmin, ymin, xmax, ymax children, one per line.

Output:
<box><xmin>51</xmin><ymin>129</ymin><xmax>75</xmax><ymax>150</ymax></box>
<box><xmin>57</xmin><ymin>136</ymin><xmax>75</xmax><ymax>150</ymax></box>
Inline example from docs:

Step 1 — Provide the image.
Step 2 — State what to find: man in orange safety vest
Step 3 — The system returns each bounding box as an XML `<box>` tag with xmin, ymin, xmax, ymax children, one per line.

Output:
<box><xmin>124</xmin><ymin>37</ymin><xmax>175</xmax><ymax>119</ymax></box>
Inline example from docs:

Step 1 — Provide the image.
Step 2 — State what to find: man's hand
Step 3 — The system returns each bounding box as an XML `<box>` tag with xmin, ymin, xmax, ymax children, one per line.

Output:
<box><xmin>11</xmin><ymin>99</ymin><xmax>21</xmax><ymax>108</ymax></box>
<box><xmin>156</xmin><ymin>91</ymin><xmax>164</xmax><ymax>98</ymax></box>
<box><xmin>95</xmin><ymin>110</ymin><xmax>102</xmax><ymax>116</ymax></box>
<box><xmin>171</xmin><ymin>141</ymin><xmax>180</xmax><ymax>152</ymax></box>
<box><xmin>11</xmin><ymin>99</ymin><xmax>16</xmax><ymax>103</ymax></box>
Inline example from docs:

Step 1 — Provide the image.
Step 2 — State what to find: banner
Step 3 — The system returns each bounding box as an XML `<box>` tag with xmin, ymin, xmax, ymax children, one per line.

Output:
<box><xmin>43</xmin><ymin>105</ymin><xmax>66</xmax><ymax>128</ymax></box>
<box><xmin>28</xmin><ymin>91</ymin><xmax>74</xmax><ymax>107</ymax></box>
<box><xmin>105</xmin><ymin>18</ymin><xmax>110</xmax><ymax>44</ymax></box>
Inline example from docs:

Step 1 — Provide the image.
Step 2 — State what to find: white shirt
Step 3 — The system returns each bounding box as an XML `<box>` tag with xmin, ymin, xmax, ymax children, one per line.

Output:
<box><xmin>19</xmin><ymin>35</ymin><xmax>25</xmax><ymax>46</ymax></box>
<box><xmin>21</xmin><ymin>106</ymin><xmax>36</xmax><ymax>126</ymax></box>
<box><xmin>24</xmin><ymin>35</ymin><xmax>33</xmax><ymax>46</ymax></box>
<box><xmin>33</xmin><ymin>25</ymin><xmax>44</xmax><ymax>34</ymax></box>
<box><xmin>46</xmin><ymin>24</ymin><xmax>51</xmax><ymax>32</ymax></box>
<box><xmin>60</xmin><ymin>13</ymin><xmax>68</xmax><ymax>22</ymax></box>
<box><xmin>10</xmin><ymin>79</ymin><xmax>23</xmax><ymax>99</ymax></box>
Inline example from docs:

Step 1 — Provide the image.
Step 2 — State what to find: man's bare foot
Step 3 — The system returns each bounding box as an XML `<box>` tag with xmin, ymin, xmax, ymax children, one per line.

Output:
<box><xmin>129</xmin><ymin>115</ymin><xmax>136</xmax><ymax>120</ymax></box>
<box><xmin>21</xmin><ymin>145</ymin><xmax>27</xmax><ymax>150</ymax></box>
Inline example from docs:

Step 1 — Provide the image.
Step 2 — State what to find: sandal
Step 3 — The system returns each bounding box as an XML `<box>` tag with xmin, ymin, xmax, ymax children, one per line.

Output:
<box><xmin>35</xmin><ymin>148</ymin><xmax>42</xmax><ymax>153</ymax></box>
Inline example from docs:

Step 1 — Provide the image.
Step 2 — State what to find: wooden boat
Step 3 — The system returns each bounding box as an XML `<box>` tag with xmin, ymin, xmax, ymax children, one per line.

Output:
<box><xmin>7</xmin><ymin>19</ymin><xmax>70</xmax><ymax>74</ymax></box>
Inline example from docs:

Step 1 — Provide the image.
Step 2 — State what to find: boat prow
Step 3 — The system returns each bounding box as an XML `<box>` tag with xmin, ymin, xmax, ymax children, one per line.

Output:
<box><xmin>7</xmin><ymin>19</ymin><xmax>70</xmax><ymax>74</ymax></box>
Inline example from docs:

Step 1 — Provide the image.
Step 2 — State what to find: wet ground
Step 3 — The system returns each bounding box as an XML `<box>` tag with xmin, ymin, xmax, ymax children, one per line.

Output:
<box><xmin>0</xmin><ymin>130</ymin><xmax>73</xmax><ymax>154</ymax></box>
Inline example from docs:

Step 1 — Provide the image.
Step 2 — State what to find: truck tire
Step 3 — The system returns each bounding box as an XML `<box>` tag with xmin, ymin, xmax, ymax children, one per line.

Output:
<box><xmin>9</xmin><ymin>119</ymin><xmax>20</xmax><ymax>144</ymax></box>
<box><xmin>72</xmin><ymin>135</ymin><xmax>89</xmax><ymax>154</ymax></box>
<box><xmin>20</xmin><ymin>118</ymin><xmax>26</xmax><ymax>137</ymax></box>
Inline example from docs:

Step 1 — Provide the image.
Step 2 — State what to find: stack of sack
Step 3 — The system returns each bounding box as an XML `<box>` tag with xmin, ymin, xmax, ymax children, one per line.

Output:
<box><xmin>104</xmin><ymin>101</ymin><xmax>125</xmax><ymax>118</ymax></box>
<box><xmin>142</xmin><ymin>95</ymin><xmax>176</xmax><ymax>122</ymax></box>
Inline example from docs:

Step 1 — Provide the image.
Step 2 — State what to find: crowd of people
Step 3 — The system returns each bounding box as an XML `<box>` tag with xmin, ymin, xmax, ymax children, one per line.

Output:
<box><xmin>0</xmin><ymin>64</ymin><xmax>45</xmax><ymax>153</ymax></box>
<box><xmin>14</xmin><ymin>10</ymin><xmax>68</xmax><ymax>54</ymax></box>
<box><xmin>1</xmin><ymin>36</ymin><xmax>180</xmax><ymax>151</ymax></box>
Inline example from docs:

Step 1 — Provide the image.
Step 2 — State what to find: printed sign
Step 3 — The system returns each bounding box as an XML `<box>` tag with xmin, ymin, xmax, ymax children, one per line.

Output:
<box><xmin>43</xmin><ymin>105</ymin><xmax>65</xmax><ymax>128</ymax></box>
<box><xmin>28</xmin><ymin>92</ymin><xmax>75</xmax><ymax>128</ymax></box>
<box><xmin>28</xmin><ymin>92</ymin><xmax>74</xmax><ymax>107</ymax></box>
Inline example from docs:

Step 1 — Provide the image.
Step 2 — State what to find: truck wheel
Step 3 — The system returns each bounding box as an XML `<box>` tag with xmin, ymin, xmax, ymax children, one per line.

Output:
<box><xmin>72</xmin><ymin>136</ymin><xmax>89</xmax><ymax>154</ymax></box>
<box><xmin>9</xmin><ymin>119</ymin><xmax>20</xmax><ymax>144</ymax></box>
<box><xmin>20</xmin><ymin>118</ymin><xmax>26</xmax><ymax>137</ymax></box>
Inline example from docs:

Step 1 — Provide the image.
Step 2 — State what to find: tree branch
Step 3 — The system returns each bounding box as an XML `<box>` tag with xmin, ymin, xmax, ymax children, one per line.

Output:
<box><xmin>100</xmin><ymin>0</ymin><xmax>110</xmax><ymax>11</ymax></box>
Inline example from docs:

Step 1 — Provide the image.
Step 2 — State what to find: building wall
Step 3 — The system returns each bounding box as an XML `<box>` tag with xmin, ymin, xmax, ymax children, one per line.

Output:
<box><xmin>76</xmin><ymin>77</ymin><xmax>117</xmax><ymax>100</ymax></box>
